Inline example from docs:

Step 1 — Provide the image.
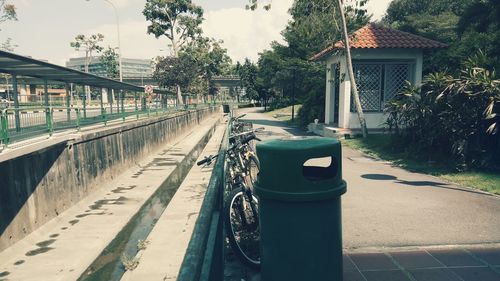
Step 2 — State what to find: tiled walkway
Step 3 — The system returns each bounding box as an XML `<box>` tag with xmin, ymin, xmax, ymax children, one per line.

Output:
<box><xmin>345</xmin><ymin>247</ymin><xmax>500</xmax><ymax>281</ymax></box>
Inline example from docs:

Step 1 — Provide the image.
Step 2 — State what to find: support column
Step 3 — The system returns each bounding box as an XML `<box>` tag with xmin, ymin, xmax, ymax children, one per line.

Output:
<box><xmin>44</xmin><ymin>80</ymin><xmax>49</xmax><ymax>107</ymax></box>
<box><xmin>100</xmin><ymin>88</ymin><xmax>104</xmax><ymax>114</ymax></box>
<box><xmin>66</xmin><ymin>83</ymin><xmax>71</xmax><ymax>122</ymax></box>
<box><xmin>141</xmin><ymin>92</ymin><xmax>146</xmax><ymax>111</ymax></box>
<box><xmin>12</xmin><ymin>75</ymin><xmax>20</xmax><ymax>132</ymax></box>
<box><xmin>29</xmin><ymin>84</ymin><xmax>36</xmax><ymax>101</ymax></box>
<box><xmin>134</xmin><ymin>92</ymin><xmax>138</xmax><ymax>119</ymax></box>
<box><xmin>44</xmin><ymin>80</ymin><xmax>50</xmax><ymax>129</ymax></box>
<box><xmin>102</xmin><ymin>88</ymin><xmax>109</xmax><ymax>104</ymax></box>
<box><xmin>109</xmin><ymin>88</ymin><xmax>114</xmax><ymax>114</ymax></box>
<box><xmin>82</xmin><ymin>85</ymin><xmax>87</xmax><ymax>119</ymax></box>
<box><xmin>120</xmin><ymin>90</ymin><xmax>125</xmax><ymax>121</ymax></box>
<box><xmin>116</xmin><ymin>90</ymin><xmax>121</xmax><ymax>114</ymax></box>
<box><xmin>325</xmin><ymin>63</ymin><xmax>334</xmax><ymax>125</ymax></box>
<box><xmin>338</xmin><ymin>57</ymin><xmax>351</xmax><ymax>129</ymax></box>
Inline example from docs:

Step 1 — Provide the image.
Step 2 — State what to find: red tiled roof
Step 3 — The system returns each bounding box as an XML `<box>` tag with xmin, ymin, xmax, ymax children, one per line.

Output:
<box><xmin>311</xmin><ymin>23</ymin><xmax>448</xmax><ymax>61</ymax></box>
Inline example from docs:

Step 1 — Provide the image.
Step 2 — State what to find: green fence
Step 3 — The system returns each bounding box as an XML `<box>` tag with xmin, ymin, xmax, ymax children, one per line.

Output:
<box><xmin>177</xmin><ymin>114</ymin><xmax>230</xmax><ymax>281</ymax></box>
<box><xmin>0</xmin><ymin>103</ymin><xmax>205</xmax><ymax>146</ymax></box>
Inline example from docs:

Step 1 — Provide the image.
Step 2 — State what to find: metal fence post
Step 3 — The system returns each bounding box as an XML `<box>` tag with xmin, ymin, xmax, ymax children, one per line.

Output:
<box><xmin>47</xmin><ymin>107</ymin><xmax>53</xmax><ymax>136</ymax></box>
<box><xmin>109</xmin><ymin>88</ymin><xmax>114</xmax><ymax>114</ymax></box>
<box><xmin>121</xmin><ymin>90</ymin><xmax>125</xmax><ymax>122</ymax></box>
<box><xmin>0</xmin><ymin>110</ymin><xmax>9</xmax><ymax>146</ymax></box>
<box><xmin>134</xmin><ymin>92</ymin><xmax>139</xmax><ymax>120</ymax></box>
<box><xmin>12</xmin><ymin>75</ymin><xmax>20</xmax><ymax>132</ymax></box>
<box><xmin>100</xmin><ymin>88</ymin><xmax>105</xmax><ymax>117</ymax></box>
<box><xmin>101</xmin><ymin>90</ymin><xmax>107</xmax><ymax>126</ymax></box>
<box><xmin>103</xmin><ymin>107</ymin><xmax>107</xmax><ymax>126</ymax></box>
<box><xmin>76</xmin><ymin>108</ymin><xmax>81</xmax><ymax>131</ymax></box>
<box><xmin>83</xmin><ymin>87</ymin><xmax>87</xmax><ymax>119</ymax></box>
<box><xmin>66</xmin><ymin>83</ymin><xmax>71</xmax><ymax>122</ymax></box>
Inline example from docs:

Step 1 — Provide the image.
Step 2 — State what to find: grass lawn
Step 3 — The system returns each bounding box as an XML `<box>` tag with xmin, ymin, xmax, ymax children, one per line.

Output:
<box><xmin>342</xmin><ymin>134</ymin><xmax>500</xmax><ymax>195</ymax></box>
<box><xmin>264</xmin><ymin>104</ymin><xmax>302</xmax><ymax>126</ymax></box>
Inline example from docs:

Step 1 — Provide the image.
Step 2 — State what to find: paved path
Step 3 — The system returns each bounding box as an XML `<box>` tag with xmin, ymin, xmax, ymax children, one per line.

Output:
<box><xmin>226</xmin><ymin>107</ymin><xmax>500</xmax><ymax>281</ymax></box>
<box><xmin>240</xmin><ymin>108</ymin><xmax>500</xmax><ymax>249</ymax></box>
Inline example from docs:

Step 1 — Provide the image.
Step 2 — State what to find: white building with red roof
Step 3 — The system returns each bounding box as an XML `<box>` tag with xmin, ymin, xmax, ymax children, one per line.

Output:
<box><xmin>311</xmin><ymin>23</ymin><xmax>447</xmax><ymax>130</ymax></box>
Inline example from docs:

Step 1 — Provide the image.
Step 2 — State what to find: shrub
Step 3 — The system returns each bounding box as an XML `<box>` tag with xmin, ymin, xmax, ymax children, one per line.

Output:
<box><xmin>385</xmin><ymin>62</ymin><xmax>500</xmax><ymax>170</ymax></box>
<box><xmin>298</xmin><ymin>90</ymin><xmax>325</xmax><ymax>128</ymax></box>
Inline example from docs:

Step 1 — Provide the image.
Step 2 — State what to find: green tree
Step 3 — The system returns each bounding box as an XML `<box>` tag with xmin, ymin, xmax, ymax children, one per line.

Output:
<box><xmin>456</xmin><ymin>0</ymin><xmax>500</xmax><ymax>71</ymax></box>
<box><xmin>70</xmin><ymin>33</ymin><xmax>105</xmax><ymax>74</ymax></box>
<box><xmin>0</xmin><ymin>0</ymin><xmax>16</xmax><ymax>29</ymax></box>
<box><xmin>70</xmin><ymin>33</ymin><xmax>104</xmax><ymax>103</ymax></box>
<box><xmin>182</xmin><ymin>37</ymin><xmax>232</xmax><ymax>100</ymax></box>
<box><xmin>1</xmin><ymin>0</ymin><xmax>17</xmax><ymax>50</ymax></box>
<box><xmin>0</xmin><ymin>37</ymin><xmax>16</xmax><ymax>100</ymax></box>
<box><xmin>252</xmin><ymin>0</ymin><xmax>370</xmax><ymax>128</ymax></box>
<box><xmin>245</xmin><ymin>0</ymin><xmax>271</xmax><ymax>11</ymax></box>
<box><xmin>144</xmin><ymin>0</ymin><xmax>203</xmax><ymax>57</ymax></box>
<box><xmin>153</xmin><ymin>54</ymin><xmax>199</xmax><ymax>103</ymax></box>
<box><xmin>380</xmin><ymin>0</ymin><xmax>500</xmax><ymax>74</ymax></box>
<box><xmin>99</xmin><ymin>46</ymin><xmax>119</xmax><ymax>79</ymax></box>
<box><xmin>238</xmin><ymin>59</ymin><xmax>259</xmax><ymax>101</ymax></box>
<box><xmin>143</xmin><ymin>0</ymin><xmax>204</xmax><ymax>104</ymax></box>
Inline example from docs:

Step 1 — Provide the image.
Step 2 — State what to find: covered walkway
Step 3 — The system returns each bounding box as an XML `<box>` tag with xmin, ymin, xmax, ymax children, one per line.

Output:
<box><xmin>0</xmin><ymin>50</ymin><xmax>177</xmax><ymax>146</ymax></box>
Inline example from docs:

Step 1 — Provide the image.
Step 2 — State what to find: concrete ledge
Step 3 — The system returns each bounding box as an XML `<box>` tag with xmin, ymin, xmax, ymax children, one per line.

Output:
<box><xmin>308</xmin><ymin>123</ymin><xmax>387</xmax><ymax>139</ymax></box>
<box><xmin>0</xmin><ymin>107</ymin><xmax>219</xmax><ymax>251</ymax></box>
<box><xmin>0</xmin><ymin>115</ymin><xmax>220</xmax><ymax>281</ymax></box>
<box><xmin>121</xmin><ymin>124</ymin><xmax>226</xmax><ymax>281</ymax></box>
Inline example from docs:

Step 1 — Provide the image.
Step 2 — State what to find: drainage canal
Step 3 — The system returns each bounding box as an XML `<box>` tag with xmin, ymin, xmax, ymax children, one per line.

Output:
<box><xmin>78</xmin><ymin>125</ymin><xmax>217</xmax><ymax>281</ymax></box>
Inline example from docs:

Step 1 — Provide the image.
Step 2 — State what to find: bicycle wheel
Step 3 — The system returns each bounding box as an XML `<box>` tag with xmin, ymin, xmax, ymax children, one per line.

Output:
<box><xmin>244</xmin><ymin>155</ymin><xmax>260</xmax><ymax>191</ymax></box>
<box><xmin>224</xmin><ymin>188</ymin><xmax>260</xmax><ymax>269</ymax></box>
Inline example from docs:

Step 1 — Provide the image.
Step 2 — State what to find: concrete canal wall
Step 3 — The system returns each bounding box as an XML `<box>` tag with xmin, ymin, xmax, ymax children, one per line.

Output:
<box><xmin>0</xmin><ymin>107</ymin><xmax>219</xmax><ymax>251</ymax></box>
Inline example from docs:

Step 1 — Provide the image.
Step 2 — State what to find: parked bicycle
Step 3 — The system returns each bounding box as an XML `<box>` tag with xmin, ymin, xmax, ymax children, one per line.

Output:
<box><xmin>197</xmin><ymin>116</ymin><xmax>262</xmax><ymax>268</ymax></box>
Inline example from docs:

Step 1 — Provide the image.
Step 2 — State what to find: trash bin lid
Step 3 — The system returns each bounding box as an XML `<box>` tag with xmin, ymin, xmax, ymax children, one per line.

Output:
<box><xmin>255</xmin><ymin>136</ymin><xmax>346</xmax><ymax>201</ymax></box>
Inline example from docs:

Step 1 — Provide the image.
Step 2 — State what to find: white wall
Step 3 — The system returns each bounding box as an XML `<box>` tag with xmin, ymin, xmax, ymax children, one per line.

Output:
<box><xmin>324</xmin><ymin>54</ymin><xmax>342</xmax><ymax>125</ymax></box>
<box><xmin>324</xmin><ymin>48</ymin><xmax>424</xmax><ymax>129</ymax></box>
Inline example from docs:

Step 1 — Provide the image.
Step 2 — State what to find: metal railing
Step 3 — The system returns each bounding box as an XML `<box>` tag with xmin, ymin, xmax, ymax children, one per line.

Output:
<box><xmin>0</xmin><ymin>103</ymin><xmax>205</xmax><ymax>147</ymax></box>
<box><xmin>177</xmin><ymin>113</ymin><xmax>230</xmax><ymax>281</ymax></box>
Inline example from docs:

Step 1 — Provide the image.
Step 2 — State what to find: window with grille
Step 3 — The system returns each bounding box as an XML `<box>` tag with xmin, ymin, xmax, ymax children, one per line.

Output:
<box><xmin>351</xmin><ymin>61</ymin><xmax>413</xmax><ymax>112</ymax></box>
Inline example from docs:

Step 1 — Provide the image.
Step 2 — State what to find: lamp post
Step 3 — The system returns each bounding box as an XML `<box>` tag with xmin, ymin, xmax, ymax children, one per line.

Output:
<box><xmin>86</xmin><ymin>0</ymin><xmax>123</xmax><ymax>82</ymax></box>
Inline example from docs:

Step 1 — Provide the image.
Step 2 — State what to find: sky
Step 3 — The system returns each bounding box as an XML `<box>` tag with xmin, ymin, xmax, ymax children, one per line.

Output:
<box><xmin>0</xmin><ymin>0</ymin><xmax>393</xmax><ymax>66</ymax></box>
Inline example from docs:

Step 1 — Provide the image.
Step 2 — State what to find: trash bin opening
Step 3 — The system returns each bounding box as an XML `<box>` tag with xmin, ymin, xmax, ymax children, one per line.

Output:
<box><xmin>302</xmin><ymin>156</ymin><xmax>337</xmax><ymax>181</ymax></box>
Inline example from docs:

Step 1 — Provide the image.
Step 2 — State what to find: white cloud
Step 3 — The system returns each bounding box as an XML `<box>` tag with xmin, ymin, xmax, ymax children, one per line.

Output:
<box><xmin>92</xmin><ymin>0</ymin><xmax>141</xmax><ymax>9</ymax></box>
<box><xmin>112</xmin><ymin>0</ymin><xmax>142</xmax><ymax>9</ymax></box>
<box><xmin>66</xmin><ymin>0</ymin><xmax>296</xmax><ymax>64</ymax></box>
<box><xmin>78</xmin><ymin>20</ymin><xmax>170</xmax><ymax>61</ymax></box>
<box><xmin>365</xmin><ymin>0</ymin><xmax>393</xmax><ymax>21</ymax></box>
<box><xmin>202</xmin><ymin>0</ymin><xmax>293</xmax><ymax>63</ymax></box>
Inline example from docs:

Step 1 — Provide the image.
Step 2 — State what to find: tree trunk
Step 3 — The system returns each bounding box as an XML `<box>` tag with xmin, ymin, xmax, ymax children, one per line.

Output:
<box><xmin>336</xmin><ymin>0</ymin><xmax>368</xmax><ymax>138</ymax></box>
<box><xmin>169</xmin><ymin>36</ymin><xmax>184</xmax><ymax>106</ymax></box>
<box><xmin>176</xmin><ymin>85</ymin><xmax>183</xmax><ymax>106</ymax></box>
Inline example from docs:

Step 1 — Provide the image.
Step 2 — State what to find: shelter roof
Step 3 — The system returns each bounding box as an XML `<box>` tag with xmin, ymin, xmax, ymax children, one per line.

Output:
<box><xmin>311</xmin><ymin>23</ymin><xmax>447</xmax><ymax>61</ymax></box>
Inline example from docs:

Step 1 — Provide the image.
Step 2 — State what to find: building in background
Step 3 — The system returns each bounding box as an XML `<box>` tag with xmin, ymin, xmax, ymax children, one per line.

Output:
<box><xmin>311</xmin><ymin>24</ymin><xmax>447</xmax><ymax>130</ymax></box>
<box><xmin>66</xmin><ymin>57</ymin><xmax>153</xmax><ymax>79</ymax></box>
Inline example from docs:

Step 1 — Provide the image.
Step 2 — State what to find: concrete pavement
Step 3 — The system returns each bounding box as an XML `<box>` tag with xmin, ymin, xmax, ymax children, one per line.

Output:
<box><xmin>239</xmin><ymin>107</ymin><xmax>500</xmax><ymax>250</ymax></box>
<box><xmin>0</xmin><ymin>114</ymin><xmax>220</xmax><ymax>281</ymax></box>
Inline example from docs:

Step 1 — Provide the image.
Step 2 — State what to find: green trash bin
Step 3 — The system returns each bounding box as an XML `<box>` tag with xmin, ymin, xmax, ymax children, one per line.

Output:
<box><xmin>255</xmin><ymin>136</ymin><xmax>347</xmax><ymax>281</ymax></box>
